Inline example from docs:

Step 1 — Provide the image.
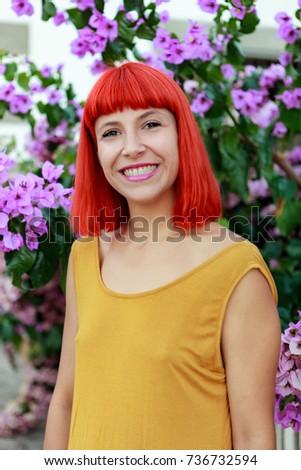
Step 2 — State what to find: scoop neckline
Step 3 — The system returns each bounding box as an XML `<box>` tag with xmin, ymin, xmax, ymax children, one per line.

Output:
<box><xmin>94</xmin><ymin>236</ymin><xmax>250</xmax><ymax>299</ymax></box>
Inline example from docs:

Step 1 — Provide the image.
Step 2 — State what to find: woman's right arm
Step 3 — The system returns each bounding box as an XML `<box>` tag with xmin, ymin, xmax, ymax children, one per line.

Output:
<box><xmin>43</xmin><ymin>252</ymin><xmax>78</xmax><ymax>450</ymax></box>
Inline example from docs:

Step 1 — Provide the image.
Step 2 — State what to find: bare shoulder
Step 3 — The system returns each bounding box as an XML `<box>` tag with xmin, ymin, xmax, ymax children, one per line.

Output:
<box><xmin>190</xmin><ymin>222</ymin><xmax>247</xmax><ymax>253</ymax></box>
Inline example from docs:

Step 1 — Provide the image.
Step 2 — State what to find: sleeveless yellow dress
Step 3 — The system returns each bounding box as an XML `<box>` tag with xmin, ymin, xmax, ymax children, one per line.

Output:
<box><xmin>68</xmin><ymin>237</ymin><xmax>277</xmax><ymax>450</ymax></box>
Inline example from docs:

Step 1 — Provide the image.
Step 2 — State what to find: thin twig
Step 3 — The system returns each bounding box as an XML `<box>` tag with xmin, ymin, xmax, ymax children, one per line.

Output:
<box><xmin>273</xmin><ymin>153</ymin><xmax>301</xmax><ymax>189</ymax></box>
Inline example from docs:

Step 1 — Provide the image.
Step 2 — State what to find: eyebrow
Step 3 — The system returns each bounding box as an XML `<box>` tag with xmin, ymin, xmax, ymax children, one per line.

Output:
<box><xmin>96</xmin><ymin>110</ymin><xmax>167</xmax><ymax>132</ymax></box>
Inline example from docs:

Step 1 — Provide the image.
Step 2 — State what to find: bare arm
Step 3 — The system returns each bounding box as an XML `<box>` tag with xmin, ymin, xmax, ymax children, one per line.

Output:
<box><xmin>221</xmin><ymin>269</ymin><xmax>281</xmax><ymax>450</ymax></box>
<box><xmin>43</xmin><ymin>253</ymin><xmax>78</xmax><ymax>450</ymax></box>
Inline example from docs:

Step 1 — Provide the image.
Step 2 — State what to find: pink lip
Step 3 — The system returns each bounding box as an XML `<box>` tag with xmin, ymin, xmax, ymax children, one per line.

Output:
<box><xmin>120</xmin><ymin>165</ymin><xmax>159</xmax><ymax>182</ymax></box>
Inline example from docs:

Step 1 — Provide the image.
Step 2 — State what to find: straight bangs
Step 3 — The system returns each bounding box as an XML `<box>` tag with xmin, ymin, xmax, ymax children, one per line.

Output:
<box><xmin>83</xmin><ymin>63</ymin><xmax>181</xmax><ymax>132</ymax></box>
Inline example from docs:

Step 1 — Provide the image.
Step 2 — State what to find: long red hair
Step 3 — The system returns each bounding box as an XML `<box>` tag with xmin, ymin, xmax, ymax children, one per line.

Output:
<box><xmin>71</xmin><ymin>62</ymin><xmax>222</xmax><ymax>236</ymax></box>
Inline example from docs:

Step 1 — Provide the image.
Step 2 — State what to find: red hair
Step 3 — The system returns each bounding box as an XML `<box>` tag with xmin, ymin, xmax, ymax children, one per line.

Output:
<box><xmin>71</xmin><ymin>62</ymin><xmax>222</xmax><ymax>236</ymax></box>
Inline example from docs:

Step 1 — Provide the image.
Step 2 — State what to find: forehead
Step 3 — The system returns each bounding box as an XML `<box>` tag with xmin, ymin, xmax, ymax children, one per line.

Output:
<box><xmin>95</xmin><ymin>108</ymin><xmax>175</xmax><ymax>130</ymax></box>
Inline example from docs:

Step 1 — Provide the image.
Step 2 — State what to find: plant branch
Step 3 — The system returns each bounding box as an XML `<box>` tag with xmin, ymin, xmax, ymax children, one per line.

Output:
<box><xmin>273</xmin><ymin>153</ymin><xmax>301</xmax><ymax>189</ymax></box>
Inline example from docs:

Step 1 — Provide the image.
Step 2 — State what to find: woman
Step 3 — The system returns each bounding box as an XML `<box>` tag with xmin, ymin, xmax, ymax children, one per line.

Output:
<box><xmin>44</xmin><ymin>62</ymin><xmax>281</xmax><ymax>450</ymax></box>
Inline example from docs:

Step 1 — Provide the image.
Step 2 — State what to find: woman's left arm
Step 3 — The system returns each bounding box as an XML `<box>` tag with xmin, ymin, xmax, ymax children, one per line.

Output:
<box><xmin>221</xmin><ymin>268</ymin><xmax>281</xmax><ymax>450</ymax></box>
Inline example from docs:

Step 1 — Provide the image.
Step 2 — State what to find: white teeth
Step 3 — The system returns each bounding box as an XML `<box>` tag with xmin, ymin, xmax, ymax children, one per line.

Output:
<box><xmin>123</xmin><ymin>165</ymin><xmax>157</xmax><ymax>176</ymax></box>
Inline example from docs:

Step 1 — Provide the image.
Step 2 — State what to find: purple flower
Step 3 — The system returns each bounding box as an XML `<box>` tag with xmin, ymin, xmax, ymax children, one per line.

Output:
<box><xmin>53</xmin><ymin>11</ymin><xmax>68</xmax><ymax>26</ymax></box>
<box><xmin>90</xmin><ymin>59</ymin><xmax>107</xmax><ymax>75</ymax></box>
<box><xmin>46</xmin><ymin>88</ymin><xmax>63</xmax><ymax>105</ymax></box>
<box><xmin>160</xmin><ymin>39</ymin><xmax>186</xmax><ymax>65</ymax></box>
<box><xmin>299</xmin><ymin>0</ymin><xmax>301</xmax><ymax>8</ymax></box>
<box><xmin>197</xmin><ymin>0</ymin><xmax>219</xmax><ymax>15</ymax></box>
<box><xmin>25</xmin><ymin>230</ymin><xmax>39</xmax><ymax>250</ymax></box>
<box><xmin>5</xmin><ymin>186</ymin><xmax>33</xmax><ymax>217</ymax></box>
<box><xmin>230</xmin><ymin>0</ymin><xmax>246</xmax><ymax>20</ymax></box>
<box><xmin>71</xmin><ymin>37</ymin><xmax>90</xmax><ymax>58</ymax></box>
<box><xmin>289</xmin><ymin>337</ymin><xmax>301</xmax><ymax>355</ymax></box>
<box><xmin>285</xmin><ymin>146</ymin><xmax>301</xmax><ymax>163</ymax></box>
<box><xmin>0</xmin><ymin>83</ymin><xmax>15</xmax><ymax>102</ymax></box>
<box><xmin>274</xmin><ymin>12</ymin><xmax>291</xmax><ymax>25</ymax></box>
<box><xmin>278</xmin><ymin>22</ymin><xmax>299</xmax><ymax>44</ymax></box>
<box><xmin>231</xmin><ymin>89</ymin><xmax>262</xmax><ymax>116</ymax></box>
<box><xmin>155</xmin><ymin>0</ymin><xmax>170</xmax><ymax>5</ymax></box>
<box><xmin>250</xmin><ymin>101</ymin><xmax>279</xmax><ymax>129</ymax></box>
<box><xmin>221</xmin><ymin>63</ymin><xmax>236</xmax><ymax>79</ymax></box>
<box><xmin>290</xmin><ymin>370</ymin><xmax>301</xmax><ymax>391</ymax></box>
<box><xmin>272</xmin><ymin>122</ymin><xmax>288</xmax><ymax>138</ymax></box>
<box><xmin>276</xmin><ymin>89</ymin><xmax>301</xmax><ymax>109</ymax></box>
<box><xmin>40</xmin><ymin>66</ymin><xmax>52</xmax><ymax>78</ymax></box>
<box><xmin>259</xmin><ymin>64</ymin><xmax>286</xmax><ymax>88</ymax></box>
<box><xmin>183</xmin><ymin>80</ymin><xmax>199</xmax><ymax>96</ymax></box>
<box><xmin>0</xmin><ymin>212</ymin><xmax>9</xmax><ymax>230</ymax></box>
<box><xmin>60</xmin><ymin>188</ymin><xmax>73</xmax><ymax>211</ymax></box>
<box><xmin>199</xmin><ymin>42</ymin><xmax>216</xmax><ymax>62</ymax></box>
<box><xmin>0</xmin><ymin>64</ymin><xmax>6</xmax><ymax>74</ymax></box>
<box><xmin>153</xmin><ymin>27</ymin><xmax>172</xmax><ymax>49</ymax></box>
<box><xmin>279</xmin><ymin>52</ymin><xmax>292</xmax><ymax>67</ymax></box>
<box><xmin>0</xmin><ymin>152</ymin><xmax>14</xmax><ymax>184</ymax></box>
<box><xmin>160</xmin><ymin>10</ymin><xmax>170</xmax><ymax>23</ymax></box>
<box><xmin>248</xmin><ymin>177</ymin><xmax>270</xmax><ymax>199</ymax></box>
<box><xmin>9</xmin><ymin>94</ymin><xmax>32</xmax><ymax>114</ymax></box>
<box><xmin>71</xmin><ymin>0</ymin><xmax>95</xmax><ymax>10</ymax></box>
<box><xmin>26</xmin><ymin>208</ymin><xmax>48</xmax><ymax>236</ymax></box>
<box><xmin>11</xmin><ymin>0</ymin><xmax>33</xmax><ymax>16</ymax></box>
<box><xmin>0</xmin><ymin>232</ymin><xmax>23</xmax><ymax>252</ymax></box>
<box><xmin>42</xmin><ymin>161</ymin><xmax>64</xmax><ymax>183</ymax></box>
<box><xmin>191</xmin><ymin>91</ymin><xmax>213</xmax><ymax>116</ymax></box>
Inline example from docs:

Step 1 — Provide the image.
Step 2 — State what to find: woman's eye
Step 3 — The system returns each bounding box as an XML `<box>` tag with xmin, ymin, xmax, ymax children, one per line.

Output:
<box><xmin>102</xmin><ymin>130</ymin><xmax>119</xmax><ymax>138</ymax></box>
<box><xmin>144</xmin><ymin>121</ymin><xmax>161</xmax><ymax>129</ymax></box>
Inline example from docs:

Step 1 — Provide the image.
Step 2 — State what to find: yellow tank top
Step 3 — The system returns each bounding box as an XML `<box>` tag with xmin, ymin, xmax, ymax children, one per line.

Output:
<box><xmin>68</xmin><ymin>237</ymin><xmax>278</xmax><ymax>450</ymax></box>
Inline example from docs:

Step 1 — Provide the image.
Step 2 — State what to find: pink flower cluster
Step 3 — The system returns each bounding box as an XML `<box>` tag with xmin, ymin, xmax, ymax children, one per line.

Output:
<box><xmin>26</xmin><ymin>118</ymin><xmax>75</xmax><ymax>162</ymax></box>
<box><xmin>154</xmin><ymin>22</ymin><xmax>216</xmax><ymax>65</ymax></box>
<box><xmin>275</xmin><ymin>311</ymin><xmax>301</xmax><ymax>432</ymax></box>
<box><xmin>11</xmin><ymin>0</ymin><xmax>33</xmax><ymax>17</ymax></box>
<box><xmin>0</xmin><ymin>83</ymin><xmax>32</xmax><ymax>115</ymax></box>
<box><xmin>0</xmin><ymin>358</ymin><xmax>58</xmax><ymax>437</ymax></box>
<box><xmin>0</xmin><ymin>152</ymin><xmax>73</xmax><ymax>252</ymax></box>
<box><xmin>10</xmin><ymin>273</ymin><xmax>65</xmax><ymax>331</ymax></box>
<box><xmin>275</xmin><ymin>12</ymin><xmax>300</xmax><ymax>44</ymax></box>
<box><xmin>70</xmin><ymin>10</ymin><xmax>118</xmax><ymax>58</ymax></box>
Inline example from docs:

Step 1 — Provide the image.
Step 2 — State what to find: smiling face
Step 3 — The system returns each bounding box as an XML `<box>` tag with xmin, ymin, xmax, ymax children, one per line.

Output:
<box><xmin>95</xmin><ymin>108</ymin><xmax>179</xmax><ymax>212</ymax></box>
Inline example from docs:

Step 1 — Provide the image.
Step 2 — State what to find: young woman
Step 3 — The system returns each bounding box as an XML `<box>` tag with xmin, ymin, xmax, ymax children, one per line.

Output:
<box><xmin>44</xmin><ymin>62</ymin><xmax>281</xmax><ymax>450</ymax></box>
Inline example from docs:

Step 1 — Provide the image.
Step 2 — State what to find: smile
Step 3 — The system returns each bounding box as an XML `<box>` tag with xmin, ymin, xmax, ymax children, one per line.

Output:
<box><xmin>120</xmin><ymin>164</ymin><xmax>159</xmax><ymax>182</ymax></box>
<box><xmin>123</xmin><ymin>165</ymin><xmax>157</xmax><ymax>176</ymax></box>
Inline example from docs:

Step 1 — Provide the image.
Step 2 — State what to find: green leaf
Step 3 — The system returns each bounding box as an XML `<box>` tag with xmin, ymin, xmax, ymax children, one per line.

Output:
<box><xmin>135</xmin><ymin>22</ymin><xmax>156</xmax><ymax>41</ymax></box>
<box><xmin>4</xmin><ymin>63</ymin><xmax>17</xmax><ymax>81</ymax></box>
<box><xmin>17</xmin><ymin>72</ymin><xmax>30</xmax><ymax>91</ymax></box>
<box><xmin>226</xmin><ymin>39</ymin><xmax>245</xmax><ymax>65</ymax></box>
<box><xmin>0</xmin><ymin>101</ymin><xmax>7</xmax><ymax>119</ymax></box>
<box><xmin>95</xmin><ymin>0</ymin><xmax>105</xmax><ymax>12</ymax></box>
<box><xmin>286</xmin><ymin>238</ymin><xmax>301</xmax><ymax>260</ymax></box>
<box><xmin>240</xmin><ymin>12</ymin><xmax>260</xmax><ymax>34</ymax></box>
<box><xmin>276</xmin><ymin>200</ymin><xmax>301</xmax><ymax>236</ymax></box>
<box><xmin>124</xmin><ymin>0</ymin><xmax>144</xmax><ymax>13</ymax></box>
<box><xmin>279</xmin><ymin>103</ymin><xmax>301</xmax><ymax>132</ymax></box>
<box><xmin>66</xmin><ymin>8</ymin><xmax>91</xmax><ymax>29</ymax></box>
<box><xmin>28</xmin><ymin>250</ymin><xmax>59</xmax><ymax>288</ymax></box>
<box><xmin>220</xmin><ymin>128</ymin><xmax>249</xmax><ymax>199</ymax></box>
<box><xmin>5</xmin><ymin>246</ymin><xmax>37</xmax><ymax>289</ymax></box>
<box><xmin>42</xmin><ymin>1</ymin><xmax>56</xmax><ymax>21</ymax></box>
<box><xmin>265</xmin><ymin>172</ymin><xmax>298</xmax><ymax>201</ymax></box>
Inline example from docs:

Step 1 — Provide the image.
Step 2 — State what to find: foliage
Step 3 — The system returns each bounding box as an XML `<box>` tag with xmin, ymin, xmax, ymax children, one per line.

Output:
<box><xmin>275</xmin><ymin>310</ymin><xmax>301</xmax><ymax>432</ymax></box>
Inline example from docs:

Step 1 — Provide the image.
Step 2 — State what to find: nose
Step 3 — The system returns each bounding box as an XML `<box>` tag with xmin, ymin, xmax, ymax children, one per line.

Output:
<box><xmin>121</xmin><ymin>132</ymin><xmax>146</xmax><ymax>158</ymax></box>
